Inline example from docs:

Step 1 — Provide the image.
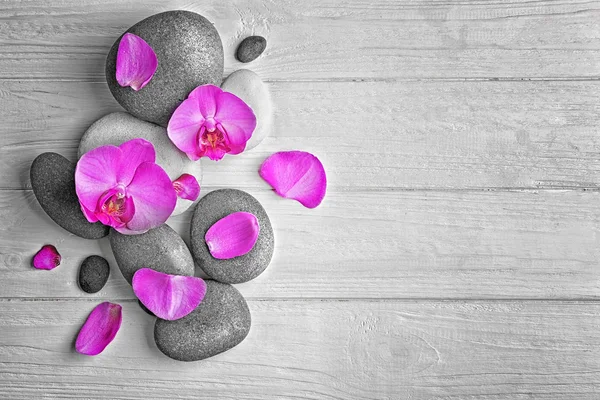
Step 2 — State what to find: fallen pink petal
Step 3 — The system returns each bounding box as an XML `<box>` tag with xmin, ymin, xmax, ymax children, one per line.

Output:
<box><xmin>32</xmin><ymin>245</ymin><xmax>61</xmax><ymax>270</ymax></box>
<box><xmin>173</xmin><ymin>173</ymin><xmax>201</xmax><ymax>201</ymax></box>
<box><xmin>259</xmin><ymin>151</ymin><xmax>327</xmax><ymax>208</ymax></box>
<box><xmin>75</xmin><ymin>138</ymin><xmax>177</xmax><ymax>235</ymax></box>
<box><xmin>75</xmin><ymin>302</ymin><xmax>122</xmax><ymax>356</ymax></box>
<box><xmin>167</xmin><ymin>84</ymin><xmax>256</xmax><ymax>161</ymax></box>
<box><xmin>116</xmin><ymin>33</ymin><xmax>158</xmax><ymax>91</ymax></box>
<box><xmin>132</xmin><ymin>269</ymin><xmax>207</xmax><ymax>321</ymax></box>
<box><xmin>205</xmin><ymin>212</ymin><xmax>260</xmax><ymax>259</ymax></box>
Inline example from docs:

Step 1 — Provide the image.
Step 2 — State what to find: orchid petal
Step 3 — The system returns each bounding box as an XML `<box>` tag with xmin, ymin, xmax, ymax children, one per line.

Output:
<box><xmin>116</xmin><ymin>33</ymin><xmax>157</xmax><ymax>91</ymax></box>
<box><xmin>32</xmin><ymin>245</ymin><xmax>61</xmax><ymax>270</ymax></box>
<box><xmin>123</xmin><ymin>162</ymin><xmax>177</xmax><ymax>234</ymax></box>
<box><xmin>188</xmin><ymin>84</ymin><xmax>222</xmax><ymax>118</ymax></box>
<box><xmin>259</xmin><ymin>151</ymin><xmax>327</xmax><ymax>208</ymax></box>
<box><xmin>221</xmin><ymin>123</ymin><xmax>249</xmax><ymax>155</ymax></box>
<box><xmin>116</xmin><ymin>138</ymin><xmax>156</xmax><ymax>186</ymax></box>
<box><xmin>75</xmin><ymin>145</ymin><xmax>121</xmax><ymax>213</ymax></box>
<box><xmin>75</xmin><ymin>302</ymin><xmax>122</xmax><ymax>356</ymax></box>
<box><xmin>167</xmin><ymin>97</ymin><xmax>205</xmax><ymax>161</ymax></box>
<box><xmin>215</xmin><ymin>91</ymin><xmax>256</xmax><ymax>141</ymax></box>
<box><xmin>132</xmin><ymin>269</ymin><xmax>206</xmax><ymax>321</ymax></box>
<box><xmin>173</xmin><ymin>174</ymin><xmax>200</xmax><ymax>201</ymax></box>
<box><xmin>205</xmin><ymin>212</ymin><xmax>260</xmax><ymax>259</ymax></box>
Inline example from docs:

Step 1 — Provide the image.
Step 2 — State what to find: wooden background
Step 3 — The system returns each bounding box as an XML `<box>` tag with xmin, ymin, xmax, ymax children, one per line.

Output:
<box><xmin>0</xmin><ymin>0</ymin><xmax>599</xmax><ymax>398</ymax></box>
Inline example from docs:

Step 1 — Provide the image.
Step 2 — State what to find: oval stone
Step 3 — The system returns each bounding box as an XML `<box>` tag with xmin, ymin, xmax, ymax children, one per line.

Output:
<box><xmin>78</xmin><ymin>255</ymin><xmax>110</xmax><ymax>294</ymax></box>
<box><xmin>105</xmin><ymin>10</ymin><xmax>224</xmax><ymax>126</ymax></box>
<box><xmin>154</xmin><ymin>281</ymin><xmax>251</xmax><ymax>361</ymax></box>
<box><xmin>30</xmin><ymin>153</ymin><xmax>109</xmax><ymax>239</ymax></box>
<box><xmin>190</xmin><ymin>189</ymin><xmax>274</xmax><ymax>284</ymax></box>
<box><xmin>78</xmin><ymin>112</ymin><xmax>202</xmax><ymax>215</ymax></box>
<box><xmin>221</xmin><ymin>69</ymin><xmax>272</xmax><ymax>151</ymax></box>
<box><xmin>109</xmin><ymin>224</ymin><xmax>195</xmax><ymax>284</ymax></box>
<box><xmin>235</xmin><ymin>36</ymin><xmax>266</xmax><ymax>63</ymax></box>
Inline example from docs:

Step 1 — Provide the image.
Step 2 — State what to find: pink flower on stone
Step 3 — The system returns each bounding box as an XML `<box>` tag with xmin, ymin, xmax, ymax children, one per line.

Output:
<box><xmin>75</xmin><ymin>138</ymin><xmax>177</xmax><ymax>235</ymax></box>
<box><xmin>116</xmin><ymin>33</ymin><xmax>158</xmax><ymax>91</ymax></box>
<box><xmin>167</xmin><ymin>84</ymin><xmax>256</xmax><ymax>161</ymax></box>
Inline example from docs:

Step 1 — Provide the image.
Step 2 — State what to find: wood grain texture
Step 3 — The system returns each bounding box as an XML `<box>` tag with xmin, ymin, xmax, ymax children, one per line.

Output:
<box><xmin>1</xmin><ymin>80</ymin><xmax>599</xmax><ymax>190</ymax></box>
<box><xmin>0</xmin><ymin>300</ymin><xmax>598</xmax><ymax>399</ymax></box>
<box><xmin>2</xmin><ymin>189</ymin><xmax>598</xmax><ymax>300</ymax></box>
<box><xmin>0</xmin><ymin>0</ymin><xmax>598</xmax><ymax>80</ymax></box>
<box><xmin>0</xmin><ymin>0</ymin><xmax>599</xmax><ymax>397</ymax></box>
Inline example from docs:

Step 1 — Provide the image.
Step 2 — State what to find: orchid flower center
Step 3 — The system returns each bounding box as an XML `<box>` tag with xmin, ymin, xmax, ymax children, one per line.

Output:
<box><xmin>197</xmin><ymin>124</ymin><xmax>231</xmax><ymax>161</ymax></box>
<box><xmin>98</xmin><ymin>187</ymin><xmax>134</xmax><ymax>225</ymax></box>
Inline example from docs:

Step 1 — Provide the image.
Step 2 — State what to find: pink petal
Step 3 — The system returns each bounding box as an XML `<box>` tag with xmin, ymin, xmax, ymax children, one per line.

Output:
<box><xmin>32</xmin><ymin>245</ymin><xmax>61</xmax><ymax>270</ymax></box>
<box><xmin>259</xmin><ymin>151</ymin><xmax>327</xmax><ymax>208</ymax></box>
<box><xmin>75</xmin><ymin>145</ymin><xmax>121</xmax><ymax>213</ymax></box>
<box><xmin>188</xmin><ymin>84</ymin><xmax>223</xmax><ymax>118</ymax></box>
<box><xmin>116</xmin><ymin>138</ymin><xmax>156</xmax><ymax>186</ymax></box>
<box><xmin>205</xmin><ymin>212</ymin><xmax>260</xmax><ymax>259</ymax></box>
<box><xmin>75</xmin><ymin>302</ymin><xmax>122</xmax><ymax>356</ymax></box>
<box><xmin>116</xmin><ymin>33</ymin><xmax>158</xmax><ymax>91</ymax></box>
<box><xmin>122</xmin><ymin>162</ymin><xmax>177</xmax><ymax>234</ymax></box>
<box><xmin>132</xmin><ymin>269</ymin><xmax>207</xmax><ymax>321</ymax></box>
<box><xmin>173</xmin><ymin>174</ymin><xmax>200</xmax><ymax>201</ymax></box>
<box><xmin>215</xmin><ymin>91</ymin><xmax>256</xmax><ymax>143</ymax></box>
<box><xmin>167</xmin><ymin>97</ymin><xmax>205</xmax><ymax>161</ymax></box>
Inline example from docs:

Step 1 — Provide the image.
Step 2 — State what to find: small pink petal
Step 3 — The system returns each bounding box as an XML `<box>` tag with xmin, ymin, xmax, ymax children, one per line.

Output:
<box><xmin>132</xmin><ymin>269</ymin><xmax>207</xmax><ymax>321</ymax></box>
<box><xmin>75</xmin><ymin>302</ymin><xmax>122</xmax><ymax>356</ymax></box>
<box><xmin>116</xmin><ymin>33</ymin><xmax>158</xmax><ymax>91</ymax></box>
<box><xmin>259</xmin><ymin>151</ymin><xmax>327</xmax><ymax>208</ymax></box>
<box><xmin>173</xmin><ymin>174</ymin><xmax>200</xmax><ymax>201</ymax></box>
<box><xmin>205</xmin><ymin>212</ymin><xmax>260</xmax><ymax>259</ymax></box>
<box><xmin>32</xmin><ymin>245</ymin><xmax>61</xmax><ymax>270</ymax></box>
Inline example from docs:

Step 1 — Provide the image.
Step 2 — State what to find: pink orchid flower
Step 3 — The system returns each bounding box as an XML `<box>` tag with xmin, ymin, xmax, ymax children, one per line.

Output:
<box><xmin>167</xmin><ymin>84</ymin><xmax>256</xmax><ymax>161</ymax></box>
<box><xmin>75</xmin><ymin>138</ymin><xmax>177</xmax><ymax>235</ymax></box>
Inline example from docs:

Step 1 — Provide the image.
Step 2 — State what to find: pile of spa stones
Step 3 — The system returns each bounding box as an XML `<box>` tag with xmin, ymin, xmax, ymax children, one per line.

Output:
<box><xmin>30</xmin><ymin>10</ymin><xmax>271</xmax><ymax>361</ymax></box>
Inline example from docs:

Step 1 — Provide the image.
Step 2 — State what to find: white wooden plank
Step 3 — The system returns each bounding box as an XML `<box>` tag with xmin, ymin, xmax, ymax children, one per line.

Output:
<box><xmin>0</xmin><ymin>0</ymin><xmax>597</xmax><ymax>80</ymax></box>
<box><xmin>0</xmin><ymin>299</ymin><xmax>598</xmax><ymax>399</ymax></box>
<box><xmin>0</xmin><ymin>80</ymin><xmax>599</xmax><ymax>190</ymax></box>
<box><xmin>1</xmin><ymin>189</ymin><xmax>598</xmax><ymax>299</ymax></box>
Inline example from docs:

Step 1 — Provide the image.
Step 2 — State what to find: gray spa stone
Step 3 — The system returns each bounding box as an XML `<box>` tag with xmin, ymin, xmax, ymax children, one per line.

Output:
<box><xmin>154</xmin><ymin>281</ymin><xmax>251</xmax><ymax>361</ymax></box>
<box><xmin>235</xmin><ymin>36</ymin><xmax>266</xmax><ymax>63</ymax></box>
<box><xmin>106</xmin><ymin>10</ymin><xmax>224</xmax><ymax>126</ymax></box>
<box><xmin>78</xmin><ymin>255</ymin><xmax>110</xmax><ymax>294</ymax></box>
<box><xmin>30</xmin><ymin>153</ymin><xmax>109</xmax><ymax>239</ymax></box>
<box><xmin>221</xmin><ymin>69</ymin><xmax>272</xmax><ymax>150</ymax></box>
<box><xmin>109</xmin><ymin>224</ymin><xmax>195</xmax><ymax>284</ymax></box>
<box><xmin>190</xmin><ymin>189</ymin><xmax>274</xmax><ymax>284</ymax></box>
<box><xmin>78</xmin><ymin>112</ymin><xmax>202</xmax><ymax>215</ymax></box>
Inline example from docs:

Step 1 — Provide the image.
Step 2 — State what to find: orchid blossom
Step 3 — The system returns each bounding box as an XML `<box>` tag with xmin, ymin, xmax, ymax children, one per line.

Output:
<box><xmin>75</xmin><ymin>138</ymin><xmax>177</xmax><ymax>235</ymax></box>
<box><xmin>167</xmin><ymin>85</ymin><xmax>256</xmax><ymax>161</ymax></box>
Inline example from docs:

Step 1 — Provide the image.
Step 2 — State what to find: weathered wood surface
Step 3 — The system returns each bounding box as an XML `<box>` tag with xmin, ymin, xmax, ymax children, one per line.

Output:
<box><xmin>1</xmin><ymin>80</ymin><xmax>599</xmax><ymax>190</ymax></box>
<box><xmin>0</xmin><ymin>300</ymin><xmax>599</xmax><ymax>400</ymax></box>
<box><xmin>0</xmin><ymin>0</ymin><xmax>598</xmax><ymax>398</ymax></box>
<box><xmin>1</xmin><ymin>189</ymin><xmax>599</xmax><ymax>300</ymax></box>
<box><xmin>0</xmin><ymin>0</ymin><xmax>598</xmax><ymax>80</ymax></box>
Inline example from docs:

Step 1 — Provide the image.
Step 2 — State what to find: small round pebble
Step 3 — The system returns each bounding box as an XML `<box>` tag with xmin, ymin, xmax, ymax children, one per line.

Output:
<box><xmin>30</xmin><ymin>153</ymin><xmax>109</xmax><ymax>239</ymax></box>
<box><xmin>190</xmin><ymin>189</ymin><xmax>274</xmax><ymax>284</ymax></box>
<box><xmin>110</xmin><ymin>224</ymin><xmax>195</xmax><ymax>284</ymax></box>
<box><xmin>154</xmin><ymin>281</ymin><xmax>251</xmax><ymax>361</ymax></box>
<box><xmin>221</xmin><ymin>69</ymin><xmax>272</xmax><ymax>150</ymax></box>
<box><xmin>78</xmin><ymin>255</ymin><xmax>110</xmax><ymax>293</ymax></box>
<box><xmin>106</xmin><ymin>10</ymin><xmax>224</xmax><ymax>126</ymax></box>
<box><xmin>236</xmin><ymin>36</ymin><xmax>266</xmax><ymax>63</ymax></box>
